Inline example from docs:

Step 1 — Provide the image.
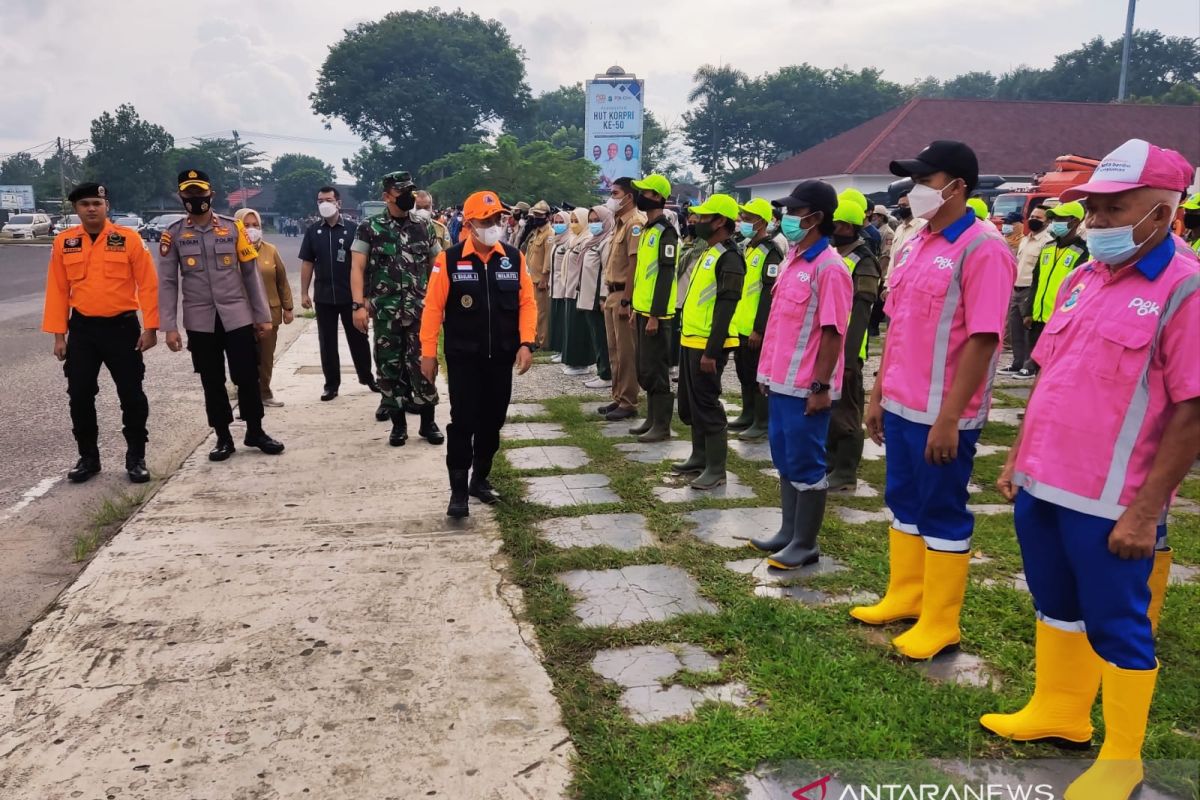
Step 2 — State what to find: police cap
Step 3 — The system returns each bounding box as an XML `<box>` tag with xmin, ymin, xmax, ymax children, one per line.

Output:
<box><xmin>68</xmin><ymin>182</ymin><xmax>108</xmax><ymax>203</ymax></box>
<box><xmin>178</xmin><ymin>169</ymin><xmax>211</xmax><ymax>191</ymax></box>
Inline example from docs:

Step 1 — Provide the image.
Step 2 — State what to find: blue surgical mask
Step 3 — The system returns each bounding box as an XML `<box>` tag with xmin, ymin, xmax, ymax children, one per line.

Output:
<box><xmin>737</xmin><ymin>221</ymin><xmax>756</xmax><ymax>238</ymax></box>
<box><xmin>1049</xmin><ymin>220</ymin><xmax>1071</xmax><ymax>239</ymax></box>
<box><xmin>1001</xmin><ymin>224</ymin><xmax>1014</xmax><ymax>236</ymax></box>
<box><xmin>780</xmin><ymin>213</ymin><xmax>816</xmax><ymax>243</ymax></box>
<box><xmin>1087</xmin><ymin>204</ymin><xmax>1161</xmax><ymax>265</ymax></box>
<box><xmin>588</xmin><ymin>222</ymin><xmax>603</xmax><ymax>236</ymax></box>
<box><xmin>552</xmin><ymin>223</ymin><xmax>568</xmax><ymax>235</ymax></box>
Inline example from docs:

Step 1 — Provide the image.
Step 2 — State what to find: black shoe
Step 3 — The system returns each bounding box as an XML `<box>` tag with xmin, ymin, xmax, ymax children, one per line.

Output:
<box><xmin>597</xmin><ymin>401</ymin><xmax>618</xmax><ymax>415</ymax></box>
<box><xmin>68</xmin><ymin>455</ymin><xmax>101</xmax><ymax>483</ymax></box>
<box><xmin>363</xmin><ymin>378</ymin><xmax>381</xmax><ymax>393</ymax></box>
<box><xmin>125</xmin><ymin>454</ymin><xmax>150</xmax><ymax>483</ymax></box>
<box><xmin>604</xmin><ymin>406</ymin><xmax>636</xmax><ymax>421</ymax></box>
<box><xmin>209</xmin><ymin>436</ymin><xmax>236</xmax><ymax>462</ymax></box>
<box><xmin>244</xmin><ymin>432</ymin><xmax>285</xmax><ymax>455</ymax></box>
<box><xmin>418</xmin><ymin>406</ymin><xmax>444</xmax><ymax>444</ymax></box>
<box><xmin>469</xmin><ymin>477</ymin><xmax>500</xmax><ymax>505</ymax></box>
<box><xmin>320</xmin><ymin>388</ymin><xmax>338</xmax><ymax>402</ymax></box>
<box><xmin>447</xmin><ymin>469</ymin><xmax>470</xmax><ymax>518</ymax></box>
<box><xmin>375</xmin><ymin>403</ymin><xmax>390</xmax><ymax>422</ymax></box>
<box><xmin>388</xmin><ymin>410</ymin><xmax>408</xmax><ymax>447</ymax></box>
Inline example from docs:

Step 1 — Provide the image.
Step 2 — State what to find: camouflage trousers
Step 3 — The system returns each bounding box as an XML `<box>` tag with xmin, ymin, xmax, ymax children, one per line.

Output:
<box><xmin>372</xmin><ymin>316</ymin><xmax>438</xmax><ymax>411</ymax></box>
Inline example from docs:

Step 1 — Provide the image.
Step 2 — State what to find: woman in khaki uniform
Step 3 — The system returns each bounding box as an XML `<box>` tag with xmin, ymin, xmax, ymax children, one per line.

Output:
<box><xmin>234</xmin><ymin>208</ymin><xmax>293</xmax><ymax>406</ymax></box>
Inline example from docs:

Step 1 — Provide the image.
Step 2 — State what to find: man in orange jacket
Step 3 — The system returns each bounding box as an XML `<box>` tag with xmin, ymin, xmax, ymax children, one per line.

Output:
<box><xmin>421</xmin><ymin>190</ymin><xmax>537</xmax><ymax>518</ymax></box>
<box><xmin>42</xmin><ymin>182</ymin><xmax>159</xmax><ymax>484</ymax></box>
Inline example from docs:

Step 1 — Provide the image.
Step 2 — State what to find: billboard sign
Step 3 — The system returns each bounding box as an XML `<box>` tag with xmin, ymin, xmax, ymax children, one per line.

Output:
<box><xmin>585</xmin><ymin>76</ymin><xmax>644</xmax><ymax>194</ymax></box>
<box><xmin>0</xmin><ymin>185</ymin><xmax>35</xmax><ymax>211</ymax></box>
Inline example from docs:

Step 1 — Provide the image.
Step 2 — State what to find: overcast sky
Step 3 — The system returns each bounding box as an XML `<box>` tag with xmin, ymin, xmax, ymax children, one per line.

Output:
<box><xmin>2</xmin><ymin>0</ymin><xmax>1196</xmax><ymax>181</ymax></box>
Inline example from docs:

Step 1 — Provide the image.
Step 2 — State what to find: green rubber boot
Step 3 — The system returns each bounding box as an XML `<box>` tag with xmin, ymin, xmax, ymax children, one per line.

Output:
<box><xmin>727</xmin><ymin>387</ymin><xmax>755</xmax><ymax>431</ymax></box>
<box><xmin>690</xmin><ymin>432</ymin><xmax>728</xmax><ymax>490</ymax></box>
<box><xmin>739</xmin><ymin>393</ymin><xmax>769</xmax><ymax>441</ymax></box>
<box><xmin>638</xmin><ymin>393</ymin><xmax>674</xmax><ymax>443</ymax></box>
<box><xmin>767</xmin><ymin>488</ymin><xmax>826</xmax><ymax>569</ymax></box>
<box><xmin>671</xmin><ymin>426</ymin><xmax>706</xmax><ymax>474</ymax></box>
<box><xmin>827</xmin><ymin>432</ymin><xmax>863</xmax><ymax>491</ymax></box>
<box><xmin>749</xmin><ymin>477</ymin><xmax>797</xmax><ymax>553</ymax></box>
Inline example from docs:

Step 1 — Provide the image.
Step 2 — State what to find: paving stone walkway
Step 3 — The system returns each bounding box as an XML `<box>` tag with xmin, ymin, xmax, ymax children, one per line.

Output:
<box><xmin>558</xmin><ymin>565</ymin><xmax>717</xmax><ymax>628</ymax></box>
<box><xmin>536</xmin><ymin>513</ymin><xmax>655</xmax><ymax>552</ymax></box>
<box><xmin>523</xmin><ymin>474</ymin><xmax>620</xmax><ymax>507</ymax></box>
<box><xmin>685</xmin><ymin>507</ymin><xmax>781</xmax><ymax>548</ymax></box>
<box><xmin>653</xmin><ymin>473</ymin><xmax>756</xmax><ymax>502</ymax></box>
<box><xmin>505</xmin><ymin>445</ymin><xmax>590</xmax><ymax>471</ymax></box>
<box><xmin>591</xmin><ymin>644</ymin><xmax>749</xmax><ymax>724</ymax></box>
<box><xmin>502</xmin><ymin>422</ymin><xmax>567</xmax><ymax>441</ymax></box>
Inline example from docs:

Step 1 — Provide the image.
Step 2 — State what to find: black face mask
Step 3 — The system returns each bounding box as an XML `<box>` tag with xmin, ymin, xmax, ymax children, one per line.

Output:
<box><xmin>832</xmin><ymin>232</ymin><xmax>858</xmax><ymax>247</ymax></box>
<box><xmin>526</xmin><ymin>215</ymin><xmax>548</xmax><ymax>228</ymax></box>
<box><xmin>394</xmin><ymin>191</ymin><xmax>415</xmax><ymax>212</ymax></box>
<box><xmin>181</xmin><ymin>194</ymin><xmax>212</xmax><ymax>215</ymax></box>
<box><xmin>894</xmin><ymin>206</ymin><xmax>912</xmax><ymax>221</ymax></box>
<box><xmin>1027</xmin><ymin>219</ymin><xmax>1046</xmax><ymax>233</ymax></box>
<box><xmin>634</xmin><ymin>194</ymin><xmax>666</xmax><ymax>212</ymax></box>
<box><xmin>1184</xmin><ymin>211</ymin><xmax>1200</xmax><ymax>230</ymax></box>
<box><xmin>694</xmin><ymin>219</ymin><xmax>722</xmax><ymax>240</ymax></box>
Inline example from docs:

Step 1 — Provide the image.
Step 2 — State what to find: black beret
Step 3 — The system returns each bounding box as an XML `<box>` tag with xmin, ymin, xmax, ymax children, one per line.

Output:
<box><xmin>68</xmin><ymin>183</ymin><xmax>107</xmax><ymax>203</ymax></box>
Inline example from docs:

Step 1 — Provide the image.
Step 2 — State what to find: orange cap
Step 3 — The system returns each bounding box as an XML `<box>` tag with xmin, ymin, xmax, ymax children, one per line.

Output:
<box><xmin>463</xmin><ymin>190</ymin><xmax>504</xmax><ymax>221</ymax></box>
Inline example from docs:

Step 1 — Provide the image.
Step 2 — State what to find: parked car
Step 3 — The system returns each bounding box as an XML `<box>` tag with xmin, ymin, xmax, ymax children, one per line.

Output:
<box><xmin>142</xmin><ymin>213</ymin><xmax>185</xmax><ymax>241</ymax></box>
<box><xmin>113</xmin><ymin>215</ymin><xmax>144</xmax><ymax>231</ymax></box>
<box><xmin>53</xmin><ymin>214</ymin><xmax>82</xmax><ymax>235</ymax></box>
<box><xmin>0</xmin><ymin>213</ymin><xmax>53</xmax><ymax>239</ymax></box>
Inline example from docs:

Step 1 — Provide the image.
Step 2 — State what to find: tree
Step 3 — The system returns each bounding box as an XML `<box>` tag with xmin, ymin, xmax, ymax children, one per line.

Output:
<box><xmin>276</xmin><ymin>168</ymin><xmax>335</xmax><ymax>216</ymax></box>
<box><xmin>507</xmin><ymin>83</ymin><xmax>586</xmax><ymax>148</ymax></box>
<box><xmin>311</xmin><ymin>9</ymin><xmax>530</xmax><ymax>180</ymax></box>
<box><xmin>941</xmin><ymin>71</ymin><xmax>998</xmax><ymax>99</ymax></box>
<box><xmin>424</xmin><ymin>135</ymin><xmax>597</xmax><ymax>207</ymax></box>
<box><xmin>271</xmin><ymin>153</ymin><xmax>334</xmax><ymax>182</ymax></box>
<box><xmin>34</xmin><ymin>149</ymin><xmax>85</xmax><ymax>203</ymax></box>
<box><xmin>0</xmin><ymin>153</ymin><xmax>40</xmax><ymax>185</ymax></box>
<box><xmin>84</xmin><ymin>104</ymin><xmax>174</xmax><ymax>211</ymax></box>
<box><xmin>681</xmin><ymin>64</ymin><xmax>749</xmax><ymax>187</ymax></box>
<box><xmin>168</xmin><ymin>137</ymin><xmax>268</xmax><ymax>198</ymax></box>
<box><xmin>343</xmin><ymin>142</ymin><xmax>395</xmax><ymax>200</ymax></box>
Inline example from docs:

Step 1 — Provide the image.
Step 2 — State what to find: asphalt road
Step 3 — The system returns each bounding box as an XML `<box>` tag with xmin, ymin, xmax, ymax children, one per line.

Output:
<box><xmin>0</xmin><ymin>233</ymin><xmax>310</xmax><ymax>652</ymax></box>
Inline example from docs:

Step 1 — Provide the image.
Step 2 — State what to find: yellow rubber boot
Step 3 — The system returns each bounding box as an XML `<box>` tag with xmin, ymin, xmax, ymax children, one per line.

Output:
<box><xmin>1146</xmin><ymin>547</ymin><xmax>1172</xmax><ymax>634</ymax></box>
<box><xmin>1064</xmin><ymin>662</ymin><xmax>1159</xmax><ymax>800</ymax></box>
<box><xmin>979</xmin><ymin>620</ymin><xmax>1101</xmax><ymax>747</ymax></box>
<box><xmin>892</xmin><ymin>549</ymin><xmax>969</xmax><ymax>660</ymax></box>
<box><xmin>850</xmin><ymin>528</ymin><xmax>925</xmax><ymax>625</ymax></box>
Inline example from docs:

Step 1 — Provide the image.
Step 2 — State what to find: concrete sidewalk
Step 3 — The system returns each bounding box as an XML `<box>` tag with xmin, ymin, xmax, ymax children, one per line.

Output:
<box><xmin>0</xmin><ymin>321</ymin><xmax>573</xmax><ymax>799</ymax></box>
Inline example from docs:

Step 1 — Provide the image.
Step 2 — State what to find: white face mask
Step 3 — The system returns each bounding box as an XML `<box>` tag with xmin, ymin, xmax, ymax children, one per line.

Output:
<box><xmin>1001</xmin><ymin>224</ymin><xmax>1014</xmax><ymax>236</ymax></box>
<box><xmin>318</xmin><ymin>201</ymin><xmax>338</xmax><ymax>219</ymax></box>
<box><xmin>907</xmin><ymin>181</ymin><xmax>956</xmax><ymax>221</ymax></box>
<box><xmin>245</xmin><ymin>226</ymin><xmax>263</xmax><ymax>243</ymax></box>
<box><xmin>605</xmin><ymin>197</ymin><xmax>623</xmax><ymax>213</ymax></box>
<box><xmin>411</xmin><ymin>208</ymin><xmax>432</xmax><ymax>222</ymax></box>
<box><xmin>474</xmin><ymin>224</ymin><xmax>503</xmax><ymax>247</ymax></box>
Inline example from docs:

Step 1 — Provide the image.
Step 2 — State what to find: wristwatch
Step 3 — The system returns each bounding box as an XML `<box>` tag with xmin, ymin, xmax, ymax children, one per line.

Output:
<box><xmin>351</xmin><ymin>302</ymin><xmax>364</xmax><ymax>311</ymax></box>
<box><xmin>520</xmin><ymin>341</ymin><xmax>539</xmax><ymax>353</ymax></box>
<box><xmin>809</xmin><ymin>381</ymin><xmax>831</xmax><ymax>395</ymax></box>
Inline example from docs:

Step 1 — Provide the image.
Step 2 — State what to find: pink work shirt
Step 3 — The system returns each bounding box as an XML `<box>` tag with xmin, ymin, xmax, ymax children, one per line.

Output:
<box><xmin>758</xmin><ymin>237</ymin><xmax>852</xmax><ymax>399</ymax></box>
<box><xmin>881</xmin><ymin>213</ymin><xmax>1015</xmax><ymax>430</ymax></box>
<box><xmin>1015</xmin><ymin>236</ymin><xmax>1200</xmax><ymax>520</ymax></box>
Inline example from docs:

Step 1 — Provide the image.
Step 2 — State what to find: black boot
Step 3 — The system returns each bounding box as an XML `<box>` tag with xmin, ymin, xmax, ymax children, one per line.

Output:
<box><xmin>671</xmin><ymin>426</ymin><xmax>706</xmax><ymax>474</ymax></box>
<box><xmin>68</xmin><ymin>449</ymin><xmax>101</xmax><ymax>483</ymax></box>
<box><xmin>418</xmin><ymin>406</ymin><xmax>444</xmax><ymax>445</ymax></box>
<box><xmin>827</xmin><ymin>433</ymin><xmax>863</xmax><ymax>492</ymax></box>
<box><xmin>244</xmin><ymin>426</ymin><xmax>285</xmax><ymax>454</ymax></box>
<box><xmin>767</xmin><ymin>489</ymin><xmax>827</xmax><ymax>569</ymax></box>
<box><xmin>750</xmin><ymin>478</ymin><xmax>798</xmax><ymax>553</ymax></box>
<box><xmin>690</xmin><ymin>432</ymin><xmax>728</xmax><ymax>490</ymax></box>
<box><xmin>389</xmin><ymin>409</ymin><xmax>408</xmax><ymax>447</ymax></box>
<box><xmin>469</xmin><ymin>461</ymin><xmax>500</xmax><ymax>505</ymax></box>
<box><xmin>209</xmin><ymin>428</ymin><xmax>236</xmax><ymax>461</ymax></box>
<box><xmin>738</xmin><ymin>393</ymin><xmax>769</xmax><ymax>441</ymax></box>
<box><xmin>727</xmin><ymin>386</ymin><xmax>755</xmax><ymax>431</ymax></box>
<box><xmin>375</xmin><ymin>402</ymin><xmax>389</xmax><ymax>422</ymax></box>
<box><xmin>125</xmin><ymin>449</ymin><xmax>150</xmax><ymax>483</ymax></box>
<box><xmin>447</xmin><ymin>469</ymin><xmax>470</xmax><ymax>518</ymax></box>
<box><xmin>638</xmin><ymin>393</ymin><xmax>674</xmax><ymax>443</ymax></box>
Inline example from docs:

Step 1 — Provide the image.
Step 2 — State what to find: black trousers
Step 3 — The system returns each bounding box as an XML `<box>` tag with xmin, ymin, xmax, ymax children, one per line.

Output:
<box><xmin>445</xmin><ymin>351</ymin><xmax>515</xmax><ymax>476</ymax></box>
<box><xmin>734</xmin><ymin>335</ymin><xmax>761</xmax><ymax>390</ymax></box>
<box><xmin>64</xmin><ymin>311</ymin><xmax>148</xmax><ymax>455</ymax></box>
<box><xmin>1027</xmin><ymin>321</ymin><xmax>1046</xmax><ymax>371</ymax></box>
<box><xmin>186</xmin><ymin>317</ymin><xmax>263</xmax><ymax>431</ymax></box>
<box><xmin>315</xmin><ymin>302</ymin><xmax>373</xmax><ymax>390</ymax></box>
<box><xmin>635</xmin><ymin>315</ymin><xmax>673</xmax><ymax>396</ymax></box>
<box><xmin>678</xmin><ymin>345</ymin><xmax>730</xmax><ymax>435</ymax></box>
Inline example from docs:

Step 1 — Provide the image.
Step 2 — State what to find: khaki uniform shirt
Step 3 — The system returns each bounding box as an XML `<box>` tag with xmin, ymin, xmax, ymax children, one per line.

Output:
<box><xmin>157</xmin><ymin>214</ymin><xmax>271</xmax><ymax>332</ymax></box>
<box><xmin>602</xmin><ymin>206</ymin><xmax>646</xmax><ymax>292</ymax></box>
<box><xmin>525</xmin><ymin>224</ymin><xmax>553</xmax><ymax>285</ymax></box>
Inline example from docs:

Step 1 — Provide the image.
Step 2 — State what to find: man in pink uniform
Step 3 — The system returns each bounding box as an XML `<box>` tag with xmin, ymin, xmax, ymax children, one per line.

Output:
<box><xmin>748</xmin><ymin>180</ymin><xmax>852</xmax><ymax>569</ymax></box>
<box><xmin>851</xmin><ymin>140</ymin><xmax>1015</xmax><ymax>660</ymax></box>
<box><xmin>982</xmin><ymin>139</ymin><xmax>1200</xmax><ymax>800</ymax></box>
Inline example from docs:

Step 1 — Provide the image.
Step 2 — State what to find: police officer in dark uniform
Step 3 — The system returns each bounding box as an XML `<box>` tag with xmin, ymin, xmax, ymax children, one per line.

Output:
<box><xmin>159</xmin><ymin>169</ymin><xmax>284</xmax><ymax>460</ymax></box>
<box><xmin>419</xmin><ymin>190</ymin><xmax>537</xmax><ymax>518</ymax></box>
<box><xmin>42</xmin><ymin>182</ymin><xmax>159</xmax><ymax>483</ymax></box>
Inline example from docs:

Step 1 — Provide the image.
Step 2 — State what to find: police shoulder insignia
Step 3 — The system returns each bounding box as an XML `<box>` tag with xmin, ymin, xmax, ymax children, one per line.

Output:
<box><xmin>499</xmin><ymin>256</ymin><xmax>512</xmax><ymax>270</ymax></box>
<box><xmin>631</xmin><ymin>225</ymin><xmax>642</xmax><ymax>237</ymax></box>
<box><xmin>766</xmin><ymin>263</ymin><xmax>779</xmax><ymax>278</ymax></box>
<box><xmin>664</xmin><ymin>244</ymin><xmax>675</xmax><ymax>258</ymax></box>
<box><xmin>461</xmin><ymin>295</ymin><xmax>474</xmax><ymax>308</ymax></box>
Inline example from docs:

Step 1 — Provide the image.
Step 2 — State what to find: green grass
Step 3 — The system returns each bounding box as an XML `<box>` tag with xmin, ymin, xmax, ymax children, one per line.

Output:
<box><xmin>489</xmin><ymin>393</ymin><xmax>1199</xmax><ymax>799</ymax></box>
<box><xmin>73</xmin><ymin>490</ymin><xmax>148</xmax><ymax>562</ymax></box>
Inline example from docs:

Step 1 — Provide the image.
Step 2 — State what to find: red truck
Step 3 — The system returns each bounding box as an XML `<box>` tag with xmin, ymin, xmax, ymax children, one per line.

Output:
<box><xmin>990</xmin><ymin>154</ymin><xmax>1100</xmax><ymax>224</ymax></box>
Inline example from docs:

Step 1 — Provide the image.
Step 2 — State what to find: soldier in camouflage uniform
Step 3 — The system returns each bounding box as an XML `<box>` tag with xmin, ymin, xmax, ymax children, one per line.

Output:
<box><xmin>350</xmin><ymin>171</ymin><xmax>444</xmax><ymax>447</ymax></box>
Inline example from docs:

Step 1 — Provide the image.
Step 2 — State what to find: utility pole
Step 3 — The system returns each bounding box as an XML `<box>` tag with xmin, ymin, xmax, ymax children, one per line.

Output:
<box><xmin>56</xmin><ymin>137</ymin><xmax>67</xmax><ymax>212</ymax></box>
<box><xmin>232</xmin><ymin>129</ymin><xmax>246</xmax><ymax>208</ymax></box>
<box><xmin>1117</xmin><ymin>0</ymin><xmax>1136</xmax><ymax>102</ymax></box>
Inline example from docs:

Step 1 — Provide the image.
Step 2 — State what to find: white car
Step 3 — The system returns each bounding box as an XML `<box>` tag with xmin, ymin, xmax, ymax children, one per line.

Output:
<box><xmin>53</xmin><ymin>214</ymin><xmax>81</xmax><ymax>235</ymax></box>
<box><xmin>1</xmin><ymin>213</ymin><xmax>52</xmax><ymax>239</ymax></box>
